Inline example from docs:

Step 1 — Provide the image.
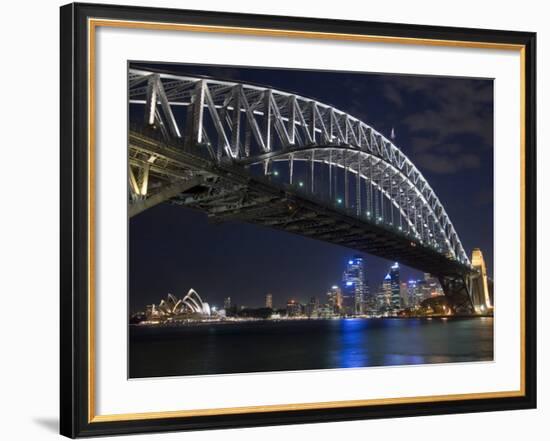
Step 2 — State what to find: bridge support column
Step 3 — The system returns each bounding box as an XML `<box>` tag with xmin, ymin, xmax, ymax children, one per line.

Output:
<box><xmin>438</xmin><ymin>274</ymin><xmax>475</xmax><ymax>315</ymax></box>
<box><xmin>129</xmin><ymin>177</ymin><xmax>204</xmax><ymax>218</ymax></box>
<box><xmin>470</xmin><ymin>248</ymin><xmax>492</xmax><ymax>313</ymax></box>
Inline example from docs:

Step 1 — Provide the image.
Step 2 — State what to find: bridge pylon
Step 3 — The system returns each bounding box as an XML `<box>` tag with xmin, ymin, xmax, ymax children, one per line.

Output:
<box><xmin>470</xmin><ymin>248</ymin><xmax>493</xmax><ymax>314</ymax></box>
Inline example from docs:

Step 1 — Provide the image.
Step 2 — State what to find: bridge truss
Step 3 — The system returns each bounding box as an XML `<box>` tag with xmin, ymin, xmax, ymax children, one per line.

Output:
<box><xmin>128</xmin><ymin>68</ymin><xmax>479</xmax><ymax>312</ymax></box>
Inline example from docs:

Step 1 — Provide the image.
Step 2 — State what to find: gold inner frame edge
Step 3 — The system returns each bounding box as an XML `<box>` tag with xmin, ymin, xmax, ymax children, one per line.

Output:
<box><xmin>87</xmin><ymin>18</ymin><xmax>527</xmax><ymax>423</ymax></box>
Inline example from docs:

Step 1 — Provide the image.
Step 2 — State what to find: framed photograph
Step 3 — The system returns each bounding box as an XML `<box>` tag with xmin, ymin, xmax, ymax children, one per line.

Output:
<box><xmin>60</xmin><ymin>2</ymin><xmax>536</xmax><ymax>437</ymax></box>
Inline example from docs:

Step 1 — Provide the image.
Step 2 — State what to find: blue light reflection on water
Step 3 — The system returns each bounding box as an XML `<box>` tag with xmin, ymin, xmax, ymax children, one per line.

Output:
<box><xmin>336</xmin><ymin>318</ymin><xmax>369</xmax><ymax>368</ymax></box>
<box><xmin>332</xmin><ymin>317</ymin><xmax>429</xmax><ymax>368</ymax></box>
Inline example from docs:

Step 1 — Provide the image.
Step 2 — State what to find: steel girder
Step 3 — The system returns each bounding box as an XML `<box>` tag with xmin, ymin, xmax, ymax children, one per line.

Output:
<box><xmin>128</xmin><ymin>68</ymin><xmax>471</xmax><ymax>267</ymax></box>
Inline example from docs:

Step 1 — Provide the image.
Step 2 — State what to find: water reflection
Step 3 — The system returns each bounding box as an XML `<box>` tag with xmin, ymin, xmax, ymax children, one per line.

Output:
<box><xmin>130</xmin><ymin>317</ymin><xmax>494</xmax><ymax>378</ymax></box>
<box><xmin>334</xmin><ymin>318</ymin><xmax>370</xmax><ymax>368</ymax></box>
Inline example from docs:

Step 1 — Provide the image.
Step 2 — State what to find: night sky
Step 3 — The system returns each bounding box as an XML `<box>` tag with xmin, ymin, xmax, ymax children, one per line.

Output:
<box><xmin>129</xmin><ymin>62</ymin><xmax>493</xmax><ymax>312</ymax></box>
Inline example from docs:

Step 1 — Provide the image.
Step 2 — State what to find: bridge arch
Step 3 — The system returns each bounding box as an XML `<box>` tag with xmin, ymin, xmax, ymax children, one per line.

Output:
<box><xmin>128</xmin><ymin>68</ymin><xmax>470</xmax><ymax>266</ymax></box>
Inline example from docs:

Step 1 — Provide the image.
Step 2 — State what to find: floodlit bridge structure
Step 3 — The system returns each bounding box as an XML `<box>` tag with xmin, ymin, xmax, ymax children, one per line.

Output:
<box><xmin>128</xmin><ymin>68</ymin><xmax>490</xmax><ymax>314</ymax></box>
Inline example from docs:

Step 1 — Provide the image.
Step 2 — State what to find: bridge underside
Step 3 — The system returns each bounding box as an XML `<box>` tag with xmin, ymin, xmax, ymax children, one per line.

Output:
<box><xmin>175</xmin><ymin>181</ymin><xmax>468</xmax><ymax>278</ymax></box>
<box><xmin>130</xmin><ymin>131</ymin><xmax>475</xmax><ymax>313</ymax></box>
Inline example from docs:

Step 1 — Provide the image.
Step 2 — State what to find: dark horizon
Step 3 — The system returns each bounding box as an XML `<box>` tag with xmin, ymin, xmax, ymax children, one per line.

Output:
<box><xmin>129</xmin><ymin>62</ymin><xmax>494</xmax><ymax>313</ymax></box>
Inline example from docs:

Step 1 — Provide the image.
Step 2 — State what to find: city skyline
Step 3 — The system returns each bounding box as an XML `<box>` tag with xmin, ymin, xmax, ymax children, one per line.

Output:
<box><xmin>134</xmin><ymin>256</ymin><xmax>488</xmax><ymax>323</ymax></box>
<box><xmin>131</xmin><ymin>255</ymin><xmax>460</xmax><ymax>312</ymax></box>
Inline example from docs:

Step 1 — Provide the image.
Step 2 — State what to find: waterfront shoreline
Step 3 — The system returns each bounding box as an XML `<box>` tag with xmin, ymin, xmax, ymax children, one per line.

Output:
<box><xmin>131</xmin><ymin>314</ymin><xmax>493</xmax><ymax>328</ymax></box>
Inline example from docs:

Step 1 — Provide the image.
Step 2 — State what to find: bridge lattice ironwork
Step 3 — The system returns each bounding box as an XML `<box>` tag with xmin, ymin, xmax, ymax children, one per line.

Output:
<box><xmin>129</xmin><ymin>68</ymin><xmax>470</xmax><ymax>268</ymax></box>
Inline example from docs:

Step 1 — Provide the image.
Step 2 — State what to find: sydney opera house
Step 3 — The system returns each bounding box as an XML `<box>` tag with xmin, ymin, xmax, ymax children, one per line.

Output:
<box><xmin>144</xmin><ymin>289</ymin><xmax>211</xmax><ymax>322</ymax></box>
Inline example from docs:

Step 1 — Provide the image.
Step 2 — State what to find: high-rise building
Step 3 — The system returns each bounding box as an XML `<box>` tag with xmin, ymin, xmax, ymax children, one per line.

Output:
<box><xmin>341</xmin><ymin>284</ymin><xmax>355</xmax><ymax>315</ymax></box>
<box><xmin>342</xmin><ymin>256</ymin><xmax>369</xmax><ymax>315</ymax></box>
<box><xmin>305</xmin><ymin>296</ymin><xmax>319</xmax><ymax>317</ymax></box>
<box><xmin>407</xmin><ymin>279</ymin><xmax>418</xmax><ymax>308</ymax></box>
<box><xmin>286</xmin><ymin>299</ymin><xmax>302</xmax><ymax>317</ymax></box>
<box><xmin>363</xmin><ymin>286</ymin><xmax>378</xmax><ymax>316</ymax></box>
<box><xmin>400</xmin><ymin>282</ymin><xmax>409</xmax><ymax>308</ymax></box>
<box><xmin>327</xmin><ymin>285</ymin><xmax>343</xmax><ymax>314</ymax></box>
<box><xmin>418</xmin><ymin>279</ymin><xmax>431</xmax><ymax>304</ymax></box>
<box><xmin>389</xmin><ymin>262</ymin><xmax>401</xmax><ymax>312</ymax></box>
<box><xmin>378</xmin><ymin>274</ymin><xmax>392</xmax><ymax>314</ymax></box>
<box><xmin>424</xmin><ymin>273</ymin><xmax>444</xmax><ymax>298</ymax></box>
<box><xmin>265</xmin><ymin>293</ymin><xmax>273</xmax><ymax>309</ymax></box>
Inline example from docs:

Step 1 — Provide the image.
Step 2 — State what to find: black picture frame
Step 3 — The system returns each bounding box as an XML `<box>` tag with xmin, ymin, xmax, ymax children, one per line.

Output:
<box><xmin>60</xmin><ymin>2</ymin><xmax>537</xmax><ymax>438</ymax></box>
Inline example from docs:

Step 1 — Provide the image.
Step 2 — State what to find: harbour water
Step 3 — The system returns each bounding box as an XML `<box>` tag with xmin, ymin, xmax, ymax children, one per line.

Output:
<box><xmin>129</xmin><ymin>317</ymin><xmax>493</xmax><ymax>378</ymax></box>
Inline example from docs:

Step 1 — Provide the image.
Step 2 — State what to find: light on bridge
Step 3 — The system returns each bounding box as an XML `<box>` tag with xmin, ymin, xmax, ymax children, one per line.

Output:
<box><xmin>129</xmin><ymin>69</ymin><xmax>470</xmax><ymax>278</ymax></box>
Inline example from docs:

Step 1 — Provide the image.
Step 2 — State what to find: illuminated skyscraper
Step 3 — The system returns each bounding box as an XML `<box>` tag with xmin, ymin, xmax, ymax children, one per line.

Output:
<box><xmin>389</xmin><ymin>262</ymin><xmax>401</xmax><ymax>312</ymax></box>
<box><xmin>407</xmin><ymin>279</ymin><xmax>420</xmax><ymax>308</ymax></box>
<box><xmin>400</xmin><ymin>282</ymin><xmax>409</xmax><ymax>308</ymax></box>
<box><xmin>342</xmin><ymin>256</ymin><xmax>369</xmax><ymax>315</ymax></box>
<box><xmin>341</xmin><ymin>281</ymin><xmax>355</xmax><ymax>315</ymax></box>
<box><xmin>378</xmin><ymin>274</ymin><xmax>392</xmax><ymax>314</ymax></box>
<box><xmin>327</xmin><ymin>285</ymin><xmax>343</xmax><ymax>314</ymax></box>
<box><xmin>265</xmin><ymin>293</ymin><xmax>273</xmax><ymax>309</ymax></box>
<box><xmin>363</xmin><ymin>284</ymin><xmax>378</xmax><ymax>316</ymax></box>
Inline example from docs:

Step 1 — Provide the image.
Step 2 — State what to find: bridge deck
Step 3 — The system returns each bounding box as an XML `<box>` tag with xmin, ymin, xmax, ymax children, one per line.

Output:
<box><xmin>130</xmin><ymin>131</ymin><xmax>472</xmax><ymax>278</ymax></box>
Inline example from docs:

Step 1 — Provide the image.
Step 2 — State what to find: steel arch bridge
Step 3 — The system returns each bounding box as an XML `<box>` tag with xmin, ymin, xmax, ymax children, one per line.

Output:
<box><xmin>128</xmin><ymin>68</ymin><xmax>481</xmax><ymax>313</ymax></box>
